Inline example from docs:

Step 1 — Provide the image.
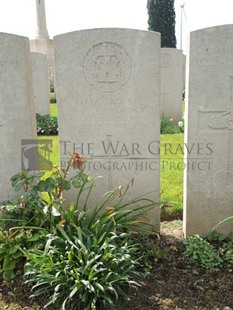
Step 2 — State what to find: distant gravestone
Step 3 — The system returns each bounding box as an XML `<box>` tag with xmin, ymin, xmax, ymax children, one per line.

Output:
<box><xmin>31</xmin><ymin>52</ymin><xmax>50</xmax><ymax>115</ymax></box>
<box><xmin>160</xmin><ymin>48</ymin><xmax>184</xmax><ymax>123</ymax></box>
<box><xmin>184</xmin><ymin>25</ymin><xmax>233</xmax><ymax>236</ymax></box>
<box><xmin>54</xmin><ymin>28</ymin><xmax>161</xmax><ymax>230</ymax></box>
<box><xmin>0</xmin><ymin>33</ymin><xmax>37</xmax><ymax>200</ymax></box>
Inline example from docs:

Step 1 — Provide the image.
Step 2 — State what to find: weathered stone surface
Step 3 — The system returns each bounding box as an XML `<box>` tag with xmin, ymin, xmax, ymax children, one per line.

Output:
<box><xmin>160</xmin><ymin>48</ymin><xmax>184</xmax><ymax>123</ymax></box>
<box><xmin>54</xmin><ymin>28</ymin><xmax>161</xmax><ymax>230</ymax></box>
<box><xmin>184</xmin><ymin>25</ymin><xmax>233</xmax><ymax>236</ymax></box>
<box><xmin>0</xmin><ymin>33</ymin><xmax>37</xmax><ymax>200</ymax></box>
<box><xmin>31</xmin><ymin>52</ymin><xmax>50</xmax><ymax>115</ymax></box>
<box><xmin>30</xmin><ymin>39</ymin><xmax>54</xmax><ymax>84</ymax></box>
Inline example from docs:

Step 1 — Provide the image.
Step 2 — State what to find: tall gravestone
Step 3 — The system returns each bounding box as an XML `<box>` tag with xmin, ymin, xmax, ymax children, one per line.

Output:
<box><xmin>0</xmin><ymin>33</ymin><xmax>37</xmax><ymax>200</ymax></box>
<box><xmin>31</xmin><ymin>52</ymin><xmax>50</xmax><ymax>115</ymax></box>
<box><xmin>54</xmin><ymin>28</ymin><xmax>161</xmax><ymax>230</ymax></box>
<box><xmin>184</xmin><ymin>25</ymin><xmax>233</xmax><ymax>236</ymax></box>
<box><xmin>160</xmin><ymin>48</ymin><xmax>184</xmax><ymax>123</ymax></box>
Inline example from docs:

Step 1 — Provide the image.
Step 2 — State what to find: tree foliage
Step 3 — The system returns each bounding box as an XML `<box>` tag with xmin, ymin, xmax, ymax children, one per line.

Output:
<box><xmin>147</xmin><ymin>0</ymin><xmax>176</xmax><ymax>48</ymax></box>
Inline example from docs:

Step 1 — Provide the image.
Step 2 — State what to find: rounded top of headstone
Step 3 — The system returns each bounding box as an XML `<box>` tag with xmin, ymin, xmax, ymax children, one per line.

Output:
<box><xmin>53</xmin><ymin>28</ymin><xmax>161</xmax><ymax>40</ymax></box>
<box><xmin>0</xmin><ymin>32</ymin><xmax>29</xmax><ymax>40</ymax></box>
<box><xmin>161</xmin><ymin>47</ymin><xmax>183</xmax><ymax>53</ymax></box>
<box><xmin>191</xmin><ymin>23</ymin><xmax>233</xmax><ymax>35</ymax></box>
<box><xmin>31</xmin><ymin>51</ymin><xmax>47</xmax><ymax>55</ymax></box>
<box><xmin>54</xmin><ymin>28</ymin><xmax>161</xmax><ymax>94</ymax></box>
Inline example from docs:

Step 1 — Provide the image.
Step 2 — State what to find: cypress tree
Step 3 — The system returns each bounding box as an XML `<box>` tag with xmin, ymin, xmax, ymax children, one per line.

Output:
<box><xmin>147</xmin><ymin>0</ymin><xmax>176</xmax><ymax>48</ymax></box>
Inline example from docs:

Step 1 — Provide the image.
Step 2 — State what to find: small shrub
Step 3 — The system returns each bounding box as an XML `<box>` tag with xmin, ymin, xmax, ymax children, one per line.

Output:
<box><xmin>22</xmin><ymin>174</ymin><xmax>159</xmax><ymax>309</ymax></box>
<box><xmin>24</xmin><ymin>229</ymin><xmax>143</xmax><ymax>309</ymax></box>
<box><xmin>218</xmin><ymin>241</ymin><xmax>233</xmax><ymax>265</ymax></box>
<box><xmin>183</xmin><ymin>235</ymin><xmax>223</xmax><ymax>269</ymax></box>
<box><xmin>130</xmin><ymin>235</ymin><xmax>165</xmax><ymax>271</ymax></box>
<box><xmin>36</xmin><ymin>113</ymin><xmax>58</xmax><ymax>135</ymax></box>
<box><xmin>0</xmin><ymin>153</ymin><xmax>161</xmax><ymax>309</ymax></box>
<box><xmin>50</xmin><ymin>84</ymin><xmax>55</xmax><ymax>93</ymax></box>
<box><xmin>0</xmin><ymin>228</ymin><xmax>46</xmax><ymax>280</ymax></box>
<box><xmin>160</xmin><ymin>115</ymin><xmax>182</xmax><ymax>134</ymax></box>
<box><xmin>50</xmin><ymin>92</ymin><xmax>57</xmax><ymax>103</ymax></box>
<box><xmin>211</xmin><ymin>217</ymin><xmax>233</xmax><ymax>265</ymax></box>
<box><xmin>0</xmin><ymin>170</ymin><xmax>56</xmax><ymax>280</ymax></box>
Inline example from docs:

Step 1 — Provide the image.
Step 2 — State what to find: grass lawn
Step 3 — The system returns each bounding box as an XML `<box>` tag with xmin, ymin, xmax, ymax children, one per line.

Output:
<box><xmin>50</xmin><ymin>103</ymin><xmax>58</xmax><ymax>117</ymax></box>
<box><xmin>40</xmin><ymin>103</ymin><xmax>184</xmax><ymax>216</ymax></box>
<box><xmin>160</xmin><ymin>133</ymin><xmax>184</xmax><ymax>215</ymax></box>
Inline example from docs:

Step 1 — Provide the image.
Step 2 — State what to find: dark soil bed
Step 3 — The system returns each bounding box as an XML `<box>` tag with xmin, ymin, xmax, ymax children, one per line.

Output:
<box><xmin>1</xmin><ymin>221</ymin><xmax>232</xmax><ymax>310</ymax></box>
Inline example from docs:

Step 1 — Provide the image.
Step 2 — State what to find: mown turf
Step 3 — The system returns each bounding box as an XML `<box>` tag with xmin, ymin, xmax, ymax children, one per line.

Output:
<box><xmin>50</xmin><ymin>103</ymin><xmax>58</xmax><ymax>117</ymax></box>
<box><xmin>160</xmin><ymin>133</ymin><xmax>184</xmax><ymax>215</ymax></box>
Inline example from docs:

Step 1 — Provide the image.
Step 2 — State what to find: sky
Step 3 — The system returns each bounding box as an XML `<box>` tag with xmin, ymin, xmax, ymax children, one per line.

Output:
<box><xmin>0</xmin><ymin>0</ymin><xmax>233</xmax><ymax>53</ymax></box>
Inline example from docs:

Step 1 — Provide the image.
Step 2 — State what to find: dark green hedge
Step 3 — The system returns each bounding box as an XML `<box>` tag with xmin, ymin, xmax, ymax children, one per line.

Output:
<box><xmin>36</xmin><ymin>113</ymin><xmax>58</xmax><ymax>136</ymax></box>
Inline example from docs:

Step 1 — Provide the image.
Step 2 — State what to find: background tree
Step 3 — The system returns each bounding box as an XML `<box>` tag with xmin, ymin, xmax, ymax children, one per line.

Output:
<box><xmin>147</xmin><ymin>0</ymin><xmax>176</xmax><ymax>48</ymax></box>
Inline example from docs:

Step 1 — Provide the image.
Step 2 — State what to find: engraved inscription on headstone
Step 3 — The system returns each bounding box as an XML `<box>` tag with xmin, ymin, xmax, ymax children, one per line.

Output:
<box><xmin>161</xmin><ymin>53</ymin><xmax>173</xmax><ymax>68</ymax></box>
<box><xmin>54</xmin><ymin>29</ymin><xmax>161</xmax><ymax>230</ymax></box>
<box><xmin>83</xmin><ymin>42</ymin><xmax>132</xmax><ymax>93</ymax></box>
<box><xmin>0</xmin><ymin>33</ymin><xmax>37</xmax><ymax>200</ymax></box>
<box><xmin>198</xmin><ymin>75</ymin><xmax>233</xmax><ymax>187</ymax></box>
<box><xmin>184</xmin><ymin>25</ymin><xmax>233</xmax><ymax>236</ymax></box>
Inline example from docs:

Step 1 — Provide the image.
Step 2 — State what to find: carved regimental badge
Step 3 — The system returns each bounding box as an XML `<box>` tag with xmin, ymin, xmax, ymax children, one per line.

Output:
<box><xmin>83</xmin><ymin>42</ymin><xmax>132</xmax><ymax>93</ymax></box>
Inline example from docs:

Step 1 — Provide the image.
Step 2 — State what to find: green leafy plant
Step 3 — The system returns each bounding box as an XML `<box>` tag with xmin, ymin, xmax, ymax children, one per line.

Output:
<box><xmin>211</xmin><ymin>217</ymin><xmax>233</xmax><ymax>265</ymax></box>
<box><xmin>220</xmin><ymin>240</ymin><xmax>233</xmax><ymax>264</ymax></box>
<box><xmin>24</xmin><ymin>157</ymin><xmax>160</xmax><ymax>308</ymax></box>
<box><xmin>0</xmin><ymin>228</ymin><xmax>46</xmax><ymax>281</ymax></box>
<box><xmin>212</xmin><ymin>216</ymin><xmax>233</xmax><ymax>231</ymax></box>
<box><xmin>207</xmin><ymin>230</ymin><xmax>227</xmax><ymax>242</ymax></box>
<box><xmin>23</xmin><ymin>176</ymin><xmax>160</xmax><ymax>309</ymax></box>
<box><xmin>50</xmin><ymin>92</ymin><xmax>57</xmax><ymax>103</ymax></box>
<box><xmin>24</xmin><ymin>229</ymin><xmax>142</xmax><ymax>309</ymax></box>
<box><xmin>183</xmin><ymin>235</ymin><xmax>223</xmax><ymax>269</ymax></box>
<box><xmin>0</xmin><ymin>152</ymin><xmax>161</xmax><ymax>308</ymax></box>
<box><xmin>36</xmin><ymin>113</ymin><xmax>58</xmax><ymax>135</ymax></box>
<box><xmin>130</xmin><ymin>235</ymin><xmax>165</xmax><ymax>271</ymax></box>
<box><xmin>0</xmin><ymin>171</ymin><xmax>48</xmax><ymax>231</ymax></box>
<box><xmin>50</xmin><ymin>84</ymin><xmax>55</xmax><ymax>93</ymax></box>
<box><xmin>0</xmin><ymin>155</ymin><xmax>86</xmax><ymax>280</ymax></box>
<box><xmin>160</xmin><ymin>115</ymin><xmax>181</xmax><ymax>134</ymax></box>
<box><xmin>0</xmin><ymin>170</ymin><xmax>55</xmax><ymax>280</ymax></box>
<box><xmin>207</xmin><ymin>231</ymin><xmax>233</xmax><ymax>265</ymax></box>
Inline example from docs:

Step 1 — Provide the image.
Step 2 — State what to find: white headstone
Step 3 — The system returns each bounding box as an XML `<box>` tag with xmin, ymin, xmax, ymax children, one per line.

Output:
<box><xmin>30</xmin><ymin>39</ymin><xmax>54</xmax><ymax>84</ymax></box>
<box><xmin>160</xmin><ymin>48</ymin><xmax>184</xmax><ymax>123</ymax></box>
<box><xmin>31</xmin><ymin>52</ymin><xmax>50</xmax><ymax>115</ymax></box>
<box><xmin>54</xmin><ymin>28</ymin><xmax>161</xmax><ymax>230</ymax></box>
<box><xmin>0</xmin><ymin>33</ymin><xmax>37</xmax><ymax>201</ymax></box>
<box><xmin>184</xmin><ymin>25</ymin><xmax>233</xmax><ymax>236</ymax></box>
